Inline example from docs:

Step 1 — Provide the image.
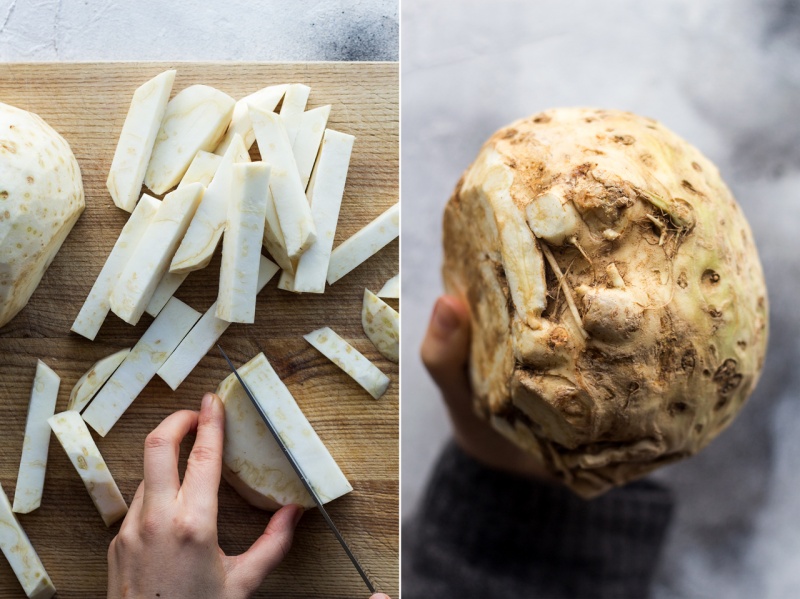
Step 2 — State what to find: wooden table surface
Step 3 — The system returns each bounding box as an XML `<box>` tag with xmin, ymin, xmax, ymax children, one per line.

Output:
<box><xmin>0</xmin><ymin>63</ymin><xmax>399</xmax><ymax>599</ymax></box>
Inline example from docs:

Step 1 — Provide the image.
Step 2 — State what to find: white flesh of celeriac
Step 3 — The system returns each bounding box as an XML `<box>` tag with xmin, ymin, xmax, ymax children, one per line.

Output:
<box><xmin>217</xmin><ymin>352</ymin><xmax>352</xmax><ymax>510</ymax></box>
<box><xmin>277</xmin><ymin>269</ymin><xmax>296</xmax><ymax>292</ymax></box>
<box><xmin>262</xmin><ymin>191</ymin><xmax>294</xmax><ymax>274</ymax></box>
<box><xmin>12</xmin><ymin>360</ymin><xmax>59</xmax><ymax>514</ymax></box>
<box><xmin>145</xmin><ymin>271</ymin><xmax>189</xmax><ymax>317</ymax></box>
<box><xmin>290</xmin><ymin>105</ymin><xmax>331</xmax><ymax>189</ymax></box>
<box><xmin>327</xmin><ymin>203</ymin><xmax>399</xmax><ymax>285</ymax></box>
<box><xmin>362</xmin><ymin>289</ymin><xmax>399</xmax><ymax>363</ymax></box>
<box><xmin>109</xmin><ymin>183</ymin><xmax>203</xmax><ymax>325</ymax></box>
<box><xmin>179</xmin><ymin>150</ymin><xmax>222</xmax><ymax>188</ymax></box>
<box><xmin>249</xmin><ymin>105</ymin><xmax>316</xmax><ymax>259</ymax></box>
<box><xmin>145</xmin><ymin>85</ymin><xmax>235</xmax><ymax>194</ymax></box>
<box><xmin>107</xmin><ymin>69</ymin><xmax>176</xmax><ymax>212</ymax></box>
<box><xmin>71</xmin><ymin>195</ymin><xmax>160</xmax><ymax>340</ymax></box>
<box><xmin>83</xmin><ymin>298</ymin><xmax>200</xmax><ymax>437</ymax></box>
<box><xmin>293</xmin><ymin>129</ymin><xmax>355</xmax><ymax>293</ymax></box>
<box><xmin>377</xmin><ymin>274</ymin><xmax>399</xmax><ymax>298</ymax></box>
<box><xmin>67</xmin><ymin>348</ymin><xmax>131</xmax><ymax>413</ymax></box>
<box><xmin>0</xmin><ymin>482</ymin><xmax>55</xmax><ymax>599</ymax></box>
<box><xmin>279</xmin><ymin>83</ymin><xmax>310</xmax><ymax>119</ymax></box>
<box><xmin>304</xmin><ymin>327</ymin><xmax>390</xmax><ymax>400</ymax></box>
<box><xmin>215</xmin><ymin>84</ymin><xmax>288</xmax><ymax>155</ymax></box>
<box><xmin>48</xmin><ymin>411</ymin><xmax>128</xmax><ymax>527</ymax></box>
<box><xmin>157</xmin><ymin>256</ymin><xmax>279</xmax><ymax>391</ymax></box>
<box><xmin>216</xmin><ymin>163</ymin><xmax>270</xmax><ymax>323</ymax></box>
<box><xmin>170</xmin><ymin>135</ymin><xmax>247</xmax><ymax>274</ymax></box>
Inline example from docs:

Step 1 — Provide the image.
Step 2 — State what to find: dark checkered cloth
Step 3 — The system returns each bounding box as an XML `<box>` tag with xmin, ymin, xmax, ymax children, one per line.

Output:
<box><xmin>402</xmin><ymin>442</ymin><xmax>674</xmax><ymax>598</ymax></box>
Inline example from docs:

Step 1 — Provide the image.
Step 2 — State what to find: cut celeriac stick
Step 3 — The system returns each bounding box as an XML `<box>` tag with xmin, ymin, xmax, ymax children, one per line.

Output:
<box><xmin>277</xmin><ymin>269</ymin><xmax>296</xmax><ymax>292</ymax></box>
<box><xmin>107</xmin><ymin>69</ymin><xmax>176</xmax><ymax>212</ymax></box>
<box><xmin>170</xmin><ymin>135</ymin><xmax>247</xmax><ymax>274</ymax></box>
<box><xmin>48</xmin><ymin>411</ymin><xmax>128</xmax><ymax>527</ymax></box>
<box><xmin>290</xmin><ymin>105</ymin><xmax>331</xmax><ymax>188</ymax></box>
<box><xmin>327</xmin><ymin>203</ymin><xmax>399</xmax><ymax>285</ymax></box>
<box><xmin>158</xmin><ymin>256</ymin><xmax>279</xmax><ymax>390</ymax></box>
<box><xmin>217</xmin><ymin>352</ymin><xmax>352</xmax><ymax>510</ymax></box>
<box><xmin>362</xmin><ymin>289</ymin><xmax>399</xmax><ymax>363</ymax></box>
<box><xmin>294</xmin><ymin>129</ymin><xmax>354</xmax><ymax>293</ymax></box>
<box><xmin>71</xmin><ymin>195</ymin><xmax>160</xmax><ymax>340</ymax></box>
<box><xmin>110</xmin><ymin>183</ymin><xmax>203</xmax><ymax>325</ymax></box>
<box><xmin>216</xmin><ymin>163</ymin><xmax>270</xmax><ymax>323</ymax></box>
<box><xmin>145</xmin><ymin>271</ymin><xmax>189</xmax><ymax>317</ymax></box>
<box><xmin>12</xmin><ymin>361</ymin><xmax>59</xmax><ymax>514</ymax></box>
<box><xmin>179</xmin><ymin>150</ymin><xmax>222</xmax><ymax>188</ymax></box>
<box><xmin>83</xmin><ymin>298</ymin><xmax>200</xmax><ymax>437</ymax></box>
<box><xmin>0</xmin><ymin>482</ymin><xmax>55</xmax><ymax>599</ymax></box>
<box><xmin>249</xmin><ymin>105</ymin><xmax>316</xmax><ymax>259</ymax></box>
<box><xmin>377</xmin><ymin>274</ymin><xmax>399</xmax><ymax>298</ymax></box>
<box><xmin>279</xmin><ymin>83</ymin><xmax>310</xmax><ymax>118</ymax></box>
<box><xmin>145</xmin><ymin>85</ymin><xmax>235</xmax><ymax>194</ymax></box>
<box><xmin>68</xmin><ymin>348</ymin><xmax>131</xmax><ymax>413</ymax></box>
<box><xmin>304</xmin><ymin>327</ymin><xmax>390</xmax><ymax>400</ymax></box>
<box><xmin>215</xmin><ymin>84</ymin><xmax>288</xmax><ymax>155</ymax></box>
<box><xmin>262</xmin><ymin>191</ymin><xmax>294</xmax><ymax>273</ymax></box>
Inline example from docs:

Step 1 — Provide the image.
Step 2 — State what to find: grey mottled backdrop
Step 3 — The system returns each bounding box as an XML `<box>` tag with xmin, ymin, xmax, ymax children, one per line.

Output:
<box><xmin>401</xmin><ymin>1</ymin><xmax>800</xmax><ymax>597</ymax></box>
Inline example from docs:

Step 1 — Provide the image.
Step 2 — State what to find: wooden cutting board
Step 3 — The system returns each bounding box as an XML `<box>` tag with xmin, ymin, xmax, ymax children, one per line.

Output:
<box><xmin>0</xmin><ymin>63</ymin><xmax>398</xmax><ymax>598</ymax></box>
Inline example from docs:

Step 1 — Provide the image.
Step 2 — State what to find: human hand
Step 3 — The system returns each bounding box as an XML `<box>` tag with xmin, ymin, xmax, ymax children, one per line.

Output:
<box><xmin>108</xmin><ymin>393</ymin><xmax>303</xmax><ymax>599</ymax></box>
<box><xmin>421</xmin><ymin>295</ymin><xmax>557</xmax><ymax>480</ymax></box>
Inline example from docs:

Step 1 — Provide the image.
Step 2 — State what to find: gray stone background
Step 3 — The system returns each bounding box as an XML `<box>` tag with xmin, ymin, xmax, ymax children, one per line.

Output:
<box><xmin>402</xmin><ymin>0</ymin><xmax>800</xmax><ymax>597</ymax></box>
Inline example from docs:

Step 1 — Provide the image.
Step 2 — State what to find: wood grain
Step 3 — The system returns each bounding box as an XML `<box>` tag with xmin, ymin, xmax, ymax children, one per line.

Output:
<box><xmin>0</xmin><ymin>63</ymin><xmax>398</xmax><ymax>599</ymax></box>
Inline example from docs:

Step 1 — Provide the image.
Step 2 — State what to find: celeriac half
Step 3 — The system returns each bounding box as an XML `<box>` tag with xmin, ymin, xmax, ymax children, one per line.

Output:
<box><xmin>0</xmin><ymin>482</ymin><xmax>55</xmax><ymax>599</ymax></box>
<box><xmin>12</xmin><ymin>360</ymin><xmax>59</xmax><ymax>514</ymax></box>
<box><xmin>215</xmin><ymin>84</ymin><xmax>288</xmax><ymax>155</ymax></box>
<box><xmin>362</xmin><ymin>289</ymin><xmax>399</xmax><ymax>363</ymax></box>
<box><xmin>107</xmin><ymin>69</ymin><xmax>176</xmax><ymax>212</ymax></box>
<box><xmin>49</xmin><ymin>411</ymin><xmax>128</xmax><ymax>527</ymax></box>
<box><xmin>304</xmin><ymin>327</ymin><xmax>390</xmax><ymax>400</ymax></box>
<box><xmin>145</xmin><ymin>85</ymin><xmax>235</xmax><ymax>194</ymax></box>
<box><xmin>68</xmin><ymin>348</ymin><xmax>131</xmax><ymax>413</ymax></box>
<box><xmin>83</xmin><ymin>297</ymin><xmax>200</xmax><ymax>437</ymax></box>
<box><xmin>217</xmin><ymin>352</ymin><xmax>353</xmax><ymax>510</ymax></box>
<box><xmin>109</xmin><ymin>183</ymin><xmax>203</xmax><ymax>325</ymax></box>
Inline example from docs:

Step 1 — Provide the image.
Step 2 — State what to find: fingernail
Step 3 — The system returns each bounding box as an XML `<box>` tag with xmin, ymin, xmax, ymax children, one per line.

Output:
<box><xmin>202</xmin><ymin>393</ymin><xmax>215</xmax><ymax>411</ymax></box>
<box><xmin>432</xmin><ymin>298</ymin><xmax>460</xmax><ymax>336</ymax></box>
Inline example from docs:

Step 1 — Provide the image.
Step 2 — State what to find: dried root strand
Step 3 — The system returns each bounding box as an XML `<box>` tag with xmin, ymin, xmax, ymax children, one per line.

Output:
<box><xmin>540</xmin><ymin>243</ymin><xmax>589</xmax><ymax>340</ymax></box>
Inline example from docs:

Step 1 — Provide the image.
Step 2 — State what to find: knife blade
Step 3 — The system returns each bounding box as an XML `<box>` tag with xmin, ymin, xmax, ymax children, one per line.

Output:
<box><xmin>217</xmin><ymin>345</ymin><xmax>376</xmax><ymax>594</ymax></box>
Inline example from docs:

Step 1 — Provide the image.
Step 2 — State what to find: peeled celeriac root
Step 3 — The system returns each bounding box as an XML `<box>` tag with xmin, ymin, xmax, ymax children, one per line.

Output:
<box><xmin>215</xmin><ymin>84</ymin><xmax>288</xmax><ymax>155</ymax></box>
<box><xmin>158</xmin><ymin>256</ymin><xmax>279</xmax><ymax>391</ymax></box>
<box><xmin>68</xmin><ymin>348</ymin><xmax>131</xmax><ymax>413</ymax></box>
<box><xmin>217</xmin><ymin>352</ymin><xmax>352</xmax><ymax>510</ymax></box>
<box><xmin>12</xmin><ymin>361</ymin><xmax>59</xmax><ymax>514</ymax></box>
<box><xmin>145</xmin><ymin>85</ymin><xmax>235</xmax><ymax>194</ymax></box>
<box><xmin>279</xmin><ymin>83</ymin><xmax>310</xmax><ymax>118</ymax></box>
<box><xmin>362</xmin><ymin>290</ymin><xmax>399</xmax><ymax>363</ymax></box>
<box><xmin>145</xmin><ymin>271</ymin><xmax>189</xmax><ymax>317</ymax></box>
<box><xmin>71</xmin><ymin>195</ymin><xmax>160</xmax><ymax>340</ymax></box>
<box><xmin>377</xmin><ymin>274</ymin><xmax>399</xmax><ymax>298</ymax></box>
<box><xmin>277</xmin><ymin>269</ymin><xmax>297</xmax><ymax>292</ymax></box>
<box><xmin>0</xmin><ymin>482</ymin><xmax>55</xmax><ymax>599</ymax></box>
<box><xmin>179</xmin><ymin>150</ymin><xmax>222</xmax><ymax>188</ymax></box>
<box><xmin>48</xmin><ymin>411</ymin><xmax>128</xmax><ymax>527</ymax></box>
<box><xmin>286</xmin><ymin>105</ymin><xmax>330</xmax><ymax>188</ymax></box>
<box><xmin>262</xmin><ymin>192</ymin><xmax>294</xmax><ymax>273</ymax></box>
<box><xmin>170</xmin><ymin>135</ymin><xmax>247</xmax><ymax>274</ymax></box>
<box><xmin>304</xmin><ymin>327</ymin><xmax>390</xmax><ymax>400</ymax></box>
<box><xmin>293</xmin><ymin>129</ymin><xmax>355</xmax><ymax>293</ymax></box>
<box><xmin>109</xmin><ymin>183</ymin><xmax>203</xmax><ymax>325</ymax></box>
<box><xmin>107</xmin><ymin>69</ymin><xmax>176</xmax><ymax>212</ymax></box>
<box><xmin>327</xmin><ymin>203</ymin><xmax>399</xmax><ymax>285</ymax></box>
<box><xmin>216</xmin><ymin>163</ymin><xmax>270</xmax><ymax>323</ymax></box>
<box><xmin>249</xmin><ymin>105</ymin><xmax>316</xmax><ymax>259</ymax></box>
<box><xmin>83</xmin><ymin>298</ymin><xmax>200</xmax><ymax>437</ymax></box>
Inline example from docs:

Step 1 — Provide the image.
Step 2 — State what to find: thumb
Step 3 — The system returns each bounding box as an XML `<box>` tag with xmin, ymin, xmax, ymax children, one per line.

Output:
<box><xmin>420</xmin><ymin>295</ymin><xmax>471</xmax><ymax>407</ymax></box>
<box><xmin>370</xmin><ymin>594</ymin><xmax>392</xmax><ymax>599</ymax></box>
<box><xmin>227</xmin><ymin>504</ymin><xmax>303</xmax><ymax>594</ymax></box>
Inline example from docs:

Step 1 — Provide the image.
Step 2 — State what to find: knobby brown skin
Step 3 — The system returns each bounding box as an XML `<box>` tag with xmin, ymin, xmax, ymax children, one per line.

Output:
<box><xmin>442</xmin><ymin>107</ymin><xmax>768</xmax><ymax>498</ymax></box>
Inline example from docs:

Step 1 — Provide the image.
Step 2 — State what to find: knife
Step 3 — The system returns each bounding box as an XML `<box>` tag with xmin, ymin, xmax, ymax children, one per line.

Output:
<box><xmin>217</xmin><ymin>345</ymin><xmax>376</xmax><ymax>594</ymax></box>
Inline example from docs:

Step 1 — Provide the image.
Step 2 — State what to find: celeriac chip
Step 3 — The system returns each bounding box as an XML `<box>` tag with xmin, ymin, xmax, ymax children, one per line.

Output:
<box><xmin>362</xmin><ymin>289</ymin><xmax>399</xmax><ymax>363</ymax></box>
<box><xmin>68</xmin><ymin>348</ymin><xmax>131</xmax><ymax>413</ymax></box>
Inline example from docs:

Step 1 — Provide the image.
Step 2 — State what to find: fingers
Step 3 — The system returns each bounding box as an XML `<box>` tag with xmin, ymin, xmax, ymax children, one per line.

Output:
<box><xmin>420</xmin><ymin>295</ymin><xmax>472</xmax><ymax>407</ymax></box>
<box><xmin>228</xmin><ymin>505</ymin><xmax>303</xmax><ymax>594</ymax></box>
<box><xmin>370</xmin><ymin>595</ymin><xmax>392</xmax><ymax>599</ymax></box>
<box><xmin>119</xmin><ymin>481</ymin><xmax>145</xmax><ymax>534</ymax></box>
<box><xmin>181</xmin><ymin>393</ymin><xmax>225</xmax><ymax>513</ymax></box>
<box><xmin>143</xmin><ymin>410</ymin><xmax>198</xmax><ymax>508</ymax></box>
